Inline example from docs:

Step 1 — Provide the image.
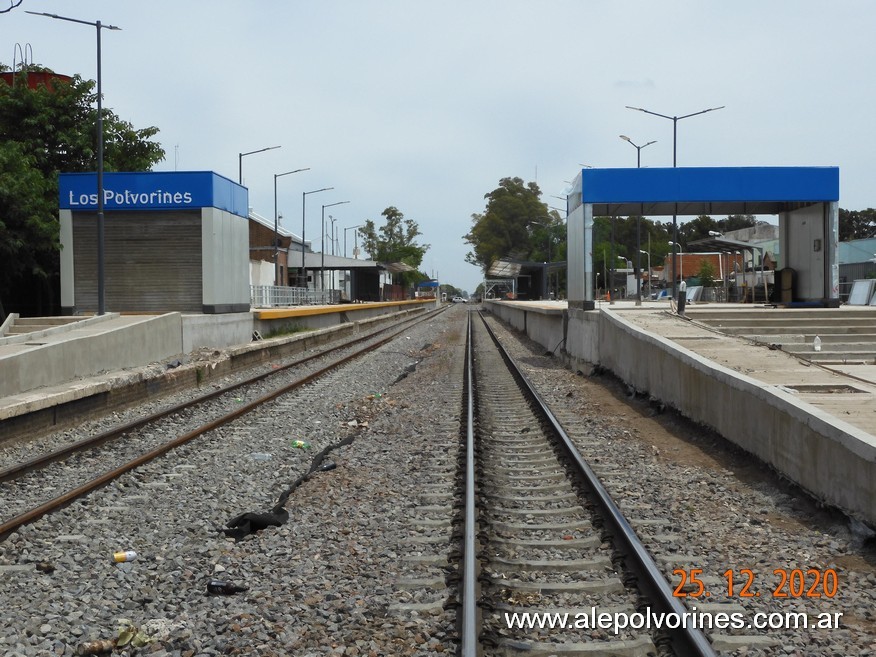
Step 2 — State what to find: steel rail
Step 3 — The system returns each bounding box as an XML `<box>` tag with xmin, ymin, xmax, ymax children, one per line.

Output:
<box><xmin>460</xmin><ymin>310</ymin><xmax>478</xmax><ymax>656</ymax></box>
<box><xmin>476</xmin><ymin>311</ymin><xmax>717</xmax><ymax>657</ymax></box>
<box><xmin>0</xmin><ymin>308</ymin><xmax>443</xmax><ymax>542</ymax></box>
<box><xmin>0</xmin><ymin>307</ymin><xmax>443</xmax><ymax>484</ymax></box>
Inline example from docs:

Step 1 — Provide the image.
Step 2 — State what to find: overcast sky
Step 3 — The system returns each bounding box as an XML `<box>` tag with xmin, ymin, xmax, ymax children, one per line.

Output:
<box><xmin>4</xmin><ymin>1</ymin><xmax>874</xmax><ymax>294</ymax></box>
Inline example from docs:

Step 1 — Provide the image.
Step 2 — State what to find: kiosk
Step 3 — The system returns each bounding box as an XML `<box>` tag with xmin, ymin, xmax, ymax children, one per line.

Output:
<box><xmin>59</xmin><ymin>171</ymin><xmax>250</xmax><ymax>314</ymax></box>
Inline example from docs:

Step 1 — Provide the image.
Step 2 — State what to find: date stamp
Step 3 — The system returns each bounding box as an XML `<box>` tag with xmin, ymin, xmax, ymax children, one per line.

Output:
<box><xmin>672</xmin><ymin>568</ymin><xmax>839</xmax><ymax>598</ymax></box>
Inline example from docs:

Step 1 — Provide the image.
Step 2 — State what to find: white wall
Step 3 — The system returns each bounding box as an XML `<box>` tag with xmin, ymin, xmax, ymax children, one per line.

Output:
<box><xmin>202</xmin><ymin>207</ymin><xmax>250</xmax><ymax>311</ymax></box>
<box><xmin>250</xmin><ymin>260</ymin><xmax>274</xmax><ymax>286</ymax></box>
<box><xmin>780</xmin><ymin>204</ymin><xmax>828</xmax><ymax>300</ymax></box>
<box><xmin>59</xmin><ymin>209</ymin><xmax>74</xmax><ymax>309</ymax></box>
<box><xmin>567</xmin><ymin>203</ymin><xmax>587</xmax><ymax>304</ymax></box>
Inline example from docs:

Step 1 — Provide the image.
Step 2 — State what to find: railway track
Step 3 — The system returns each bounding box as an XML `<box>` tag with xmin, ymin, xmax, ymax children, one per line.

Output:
<box><xmin>459</xmin><ymin>310</ymin><xmax>717</xmax><ymax>656</ymax></box>
<box><xmin>0</xmin><ymin>307</ymin><xmax>443</xmax><ymax>541</ymax></box>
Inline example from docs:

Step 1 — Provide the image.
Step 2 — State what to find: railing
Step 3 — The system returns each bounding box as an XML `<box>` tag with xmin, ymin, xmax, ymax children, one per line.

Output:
<box><xmin>250</xmin><ymin>285</ymin><xmax>340</xmax><ymax>307</ymax></box>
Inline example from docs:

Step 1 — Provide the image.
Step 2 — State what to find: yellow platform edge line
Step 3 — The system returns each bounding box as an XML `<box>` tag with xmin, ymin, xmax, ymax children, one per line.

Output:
<box><xmin>253</xmin><ymin>298</ymin><xmax>435</xmax><ymax>320</ymax></box>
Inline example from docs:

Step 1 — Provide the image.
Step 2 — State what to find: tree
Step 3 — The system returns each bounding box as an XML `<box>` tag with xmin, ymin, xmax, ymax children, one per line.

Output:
<box><xmin>464</xmin><ymin>177</ymin><xmax>550</xmax><ymax>271</ymax></box>
<box><xmin>0</xmin><ymin>64</ymin><xmax>164</xmax><ymax>318</ymax></box>
<box><xmin>695</xmin><ymin>259</ymin><xmax>717</xmax><ymax>287</ymax></box>
<box><xmin>679</xmin><ymin>215</ymin><xmax>720</xmax><ymax>243</ymax></box>
<box><xmin>359</xmin><ymin>206</ymin><xmax>429</xmax><ymax>287</ymax></box>
<box><xmin>717</xmin><ymin>214</ymin><xmax>756</xmax><ymax>233</ymax></box>
<box><xmin>839</xmin><ymin>208</ymin><xmax>876</xmax><ymax>242</ymax></box>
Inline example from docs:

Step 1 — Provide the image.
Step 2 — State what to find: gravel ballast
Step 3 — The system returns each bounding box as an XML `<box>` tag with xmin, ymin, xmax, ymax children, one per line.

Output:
<box><xmin>0</xmin><ymin>305</ymin><xmax>873</xmax><ymax>655</ymax></box>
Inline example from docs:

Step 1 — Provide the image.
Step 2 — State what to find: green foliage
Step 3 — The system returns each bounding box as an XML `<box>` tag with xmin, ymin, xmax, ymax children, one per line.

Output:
<box><xmin>359</xmin><ymin>206</ymin><xmax>429</xmax><ymax>287</ymax></box>
<box><xmin>441</xmin><ymin>284</ymin><xmax>465</xmax><ymax>298</ymax></box>
<box><xmin>839</xmin><ymin>208</ymin><xmax>876</xmax><ymax>241</ymax></box>
<box><xmin>695</xmin><ymin>259</ymin><xmax>717</xmax><ymax>287</ymax></box>
<box><xmin>464</xmin><ymin>177</ymin><xmax>551</xmax><ymax>270</ymax></box>
<box><xmin>0</xmin><ymin>65</ymin><xmax>165</xmax><ymax>316</ymax></box>
<box><xmin>264</xmin><ymin>323</ymin><xmax>310</xmax><ymax>339</ymax></box>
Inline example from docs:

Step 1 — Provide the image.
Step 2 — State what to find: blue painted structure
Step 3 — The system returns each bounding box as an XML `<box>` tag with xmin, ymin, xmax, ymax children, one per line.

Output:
<box><xmin>59</xmin><ymin>171</ymin><xmax>249</xmax><ymax>217</ymax></box>
<box><xmin>570</xmin><ymin>166</ymin><xmax>839</xmax><ymax>216</ymax></box>
<box><xmin>567</xmin><ymin>166</ymin><xmax>841</xmax><ymax>306</ymax></box>
<box><xmin>59</xmin><ymin>171</ymin><xmax>251</xmax><ymax>314</ymax></box>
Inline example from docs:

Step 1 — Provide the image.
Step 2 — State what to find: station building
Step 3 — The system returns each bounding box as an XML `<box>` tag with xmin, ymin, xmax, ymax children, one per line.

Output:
<box><xmin>58</xmin><ymin>171</ymin><xmax>405</xmax><ymax>315</ymax></box>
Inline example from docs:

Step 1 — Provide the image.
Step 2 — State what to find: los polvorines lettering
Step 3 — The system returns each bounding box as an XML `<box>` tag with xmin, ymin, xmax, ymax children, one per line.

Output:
<box><xmin>67</xmin><ymin>189</ymin><xmax>194</xmax><ymax>207</ymax></box>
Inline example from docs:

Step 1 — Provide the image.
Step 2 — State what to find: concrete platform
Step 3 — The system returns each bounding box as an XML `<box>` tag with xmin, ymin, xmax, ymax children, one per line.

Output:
<box><xmin>0</xmin><ymin>300</ymin><xmax>436</xmax><ymax>435</ymax></box>
<box><xmin>485</xmin><ymin>300</ymin><xmax>876</xmax><ymax>527</ymax></box>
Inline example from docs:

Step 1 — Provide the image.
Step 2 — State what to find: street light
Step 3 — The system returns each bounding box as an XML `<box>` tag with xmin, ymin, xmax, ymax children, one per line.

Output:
<box><xmin>239</xmin><ymin>145</ymin><xmax>281</xmax><ymax>185</ymax></box>
<box><xmin>28</xmin><ymin>11</ymin><xmax>121</xmax><ymax>315</ymax></box>
<box><xmin>273</xmin><ymin>167</ymin><xmax>309</xmax><ymax>286</ymax></box>
<box><xmin>620</xmin><ymin>134</ymin><xmax>656</xmax><ymax>305</ymax></box>
<box><xmin>669</xmin><ymin>241</ymin><xmax>685</xmax><ymax>281</ymax></box>
<box><xmin>321</xmin><ymin>201</ymin><xmax>349</xmax><ymax>289</ymax></box>
<box><xmin>619</xmin><ymin>135</ymin><xmax>657</xmax><ymax>168</ymax></box>
<box><xmin>344</xmin><ymin>224</ymin><xmax>364</xmax><ymax>258</ymax></box>
<box><xmin>640</xmin><ymin>249</ymin><xmax>651</xmax><ymax>298</ymax></box>
<box><xmin>626</xmin><ymin>104</ymin><xmax>724</xmax><ymax>298</ymax></box>
<box><xmin>301</xmin><ymin>187</ymin><xmax>333</xmax><ymax>287</ymax></box>
<box><xmin>528</xmin><ymin>219</ymin><xmax>553</xmax><ymax>299</ymax></box>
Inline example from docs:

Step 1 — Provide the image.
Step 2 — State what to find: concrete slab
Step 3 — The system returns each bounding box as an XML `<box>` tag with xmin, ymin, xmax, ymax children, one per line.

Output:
<box><xmin>618</xmin><ymin>309</ymin><xmax>876</xmax><ymax>438</ymax></box>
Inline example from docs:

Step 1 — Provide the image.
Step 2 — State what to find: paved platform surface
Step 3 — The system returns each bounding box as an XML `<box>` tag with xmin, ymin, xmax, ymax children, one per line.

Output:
<box><xmin>612</xmin><ymin>303</ymin><xmax>876</xmax><ymax>438</ymax></box>
<box><xmin>0</xmin><ymin>303</ymin><xmax>433</xmax><ymax>425</ymax></box>
<box><xmin>494</xmin><ymin>299</ymin><xmax>876</xmax><ymax>439</ymax></box>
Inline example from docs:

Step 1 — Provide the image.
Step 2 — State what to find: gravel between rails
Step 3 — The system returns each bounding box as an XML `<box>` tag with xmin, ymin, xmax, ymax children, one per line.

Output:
<box><xmin>481</xmin><ymin>311</ymin><xmax>876</xmax><ymax>657</ymax></box>
<box><xmin>0</xmin><ymin>308</ymin><xmax>466</xmax><ymax>656</ymax></box>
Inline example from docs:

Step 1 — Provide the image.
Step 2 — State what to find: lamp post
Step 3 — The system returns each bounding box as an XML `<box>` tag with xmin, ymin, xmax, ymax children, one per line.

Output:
<box><xmin>301</xmin><ymin>187</ymin><xmax>333</xmax><ymax>287</ymax></box>
<box><xmin>239</xmin><ymin>145</ymin><xmax>281</xmax><ymax>185</ymax></box>
<box><xmin>669</xmin><ymin>241</ymin><xmax>684</xmax><ymax>282</ymax></box>
<box><xmin>617</xmin><ymin>255</ymin><xmax>629</xmax><ymax>300</ymax></box>
<box><xmin>528</xmin><ymin>219</ymin><xmax>553</xmax><ymax>299</ymax></box>
<box><xmin>28</xmin><ymin>11</ymin><xmax>120</xmax><ymax>315</ymax></box>
<box><xmin>640</xmin><ymin>249</ymin><xmax>651</xmax><ymax>299</ymax></box>
<box><xmin>620</xmin><ymin>134</ymin><xmax>656</xmax><ymax>305</ymax></box>
<box><xmin>321</xmin><ymin>201</ymin><xmax>350</xmax><ymax>290</ymax></box>
<box><xmin>619</xmin><ymin>135</ymin><xmax>656</xmax><ymax>168</ymax></box>
<box><xmin>344</xmin><ymin>224</ymin><xmax>364</xmax><ymax>258</ymax></box>
<box><xmin>626</xmin><ymin>104</ymin><xmax>724</xmax><ymax>299</ymax></box>
<box><xmin>273</xmin><ymin>168</ymin><xmax>309</xmax><ymax>286</ymax></box>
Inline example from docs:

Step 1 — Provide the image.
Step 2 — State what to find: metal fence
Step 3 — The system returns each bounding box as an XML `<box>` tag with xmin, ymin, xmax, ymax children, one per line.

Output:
<box><xmin>251</xmin><ymin>285</ymin><xmax>340</xmax><ymax>307</ymax></box>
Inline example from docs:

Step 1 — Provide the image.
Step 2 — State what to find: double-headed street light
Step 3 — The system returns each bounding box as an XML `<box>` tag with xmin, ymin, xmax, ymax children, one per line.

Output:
<box><xmin>321</xmin><ymin>201</ymin><xmax>350</xmax><ymax>289</ymax></box>
<box><xmin>626</xmin><ymin>104</ymin><xmax>724</xmax><ymax>298</ymax></box>
<box><xmin>619</xmin><ymin>134</ymin><xmax>656</xmax><ymax>305</ymax></box>
<box><xmin>301</xmin><ymin>187</ymin><xmax>333</xmax><ymax>287</ymax></box>
<box><xmin>239</xmin><ymin>145</ymin><xmax>281</xmax><ymax>185</ymax></box>
<box><xmin>273</xmin><ymin>168</ymin><xmax>309</xmax><ymax>286</ymax></box>
<box><xmin>28</xmin><ymin>11</ymin><xmax>120</xmax><ymax>315</ymax></box>
<box><xmin>619</xmin><ymin>135</ymin><xmax>656</xmax><ymax>168</ymax></box>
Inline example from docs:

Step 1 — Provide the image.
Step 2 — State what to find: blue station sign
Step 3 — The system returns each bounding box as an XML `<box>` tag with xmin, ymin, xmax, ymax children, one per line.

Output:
<box><xmin>59</xmin><ymin>171</ymin><xmax>249</xmax><ymax>218</ymax></box>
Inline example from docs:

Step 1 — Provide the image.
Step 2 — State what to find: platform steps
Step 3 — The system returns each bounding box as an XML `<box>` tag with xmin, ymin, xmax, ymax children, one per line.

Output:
<box><xmin>686</xmin><ymin>308</ymin><xmax>876</xmax><ymax>364</ymax></box>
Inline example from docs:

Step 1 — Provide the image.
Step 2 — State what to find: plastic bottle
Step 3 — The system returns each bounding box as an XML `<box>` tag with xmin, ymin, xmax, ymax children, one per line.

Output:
<box><xmin>113</xmin><ymin>550</ymin><xmax>137</xmax><ymax>563</ymax></box>
<box><xmin>813</xmin><ymin>335</ymin><xmax>822</xmax><ymax>352</ymax></box>
<box><xmin>207</xmin><ymin>579</ymin><xmax>248</xmax><ymax>595</ymax></box>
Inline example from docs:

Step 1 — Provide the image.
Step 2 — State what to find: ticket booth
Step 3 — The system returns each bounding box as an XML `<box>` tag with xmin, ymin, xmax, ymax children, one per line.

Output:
<box><xmin>59</xmin><ymin>171</ymin><xmax>250</xmax><ymax>314</ymax></box>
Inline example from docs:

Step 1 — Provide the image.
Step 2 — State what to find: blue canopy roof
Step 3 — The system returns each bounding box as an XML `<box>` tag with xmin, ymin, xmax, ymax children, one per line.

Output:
<box><xmin>573</xmin><ymin>166</ymin><xmax>839</xmax><ymax>216</ymax></box>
